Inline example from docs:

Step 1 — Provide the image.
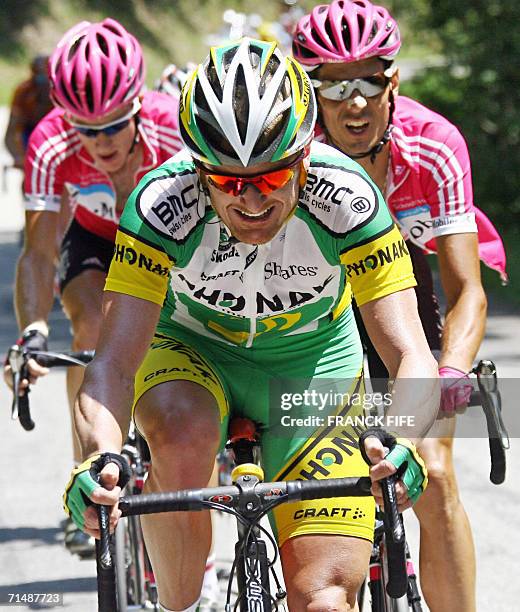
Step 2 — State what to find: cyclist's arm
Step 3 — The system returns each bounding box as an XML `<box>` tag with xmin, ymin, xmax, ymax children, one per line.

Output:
<box><xmin>15</xmin><ymin>210</ymin><xmax>58</xmax><ymax>335</ymax></box>
<box><xmin>4</xmin><ymin>112</ymin><xmax>25</xmax><ymax>168</ymax></box>
<box><xmin>359</xmin><ymin>287</ymin><xmax>439</xmax><ymax>443</ymax></box>
<box><xmin>436</xmin><ymin>232</ymin><xmax>487</xmax><ymax>371</ymax></box>
<box><xmin>74</xmin><ymin>291</ymin><xmax>162</xmax><ymax>459</ymax></box>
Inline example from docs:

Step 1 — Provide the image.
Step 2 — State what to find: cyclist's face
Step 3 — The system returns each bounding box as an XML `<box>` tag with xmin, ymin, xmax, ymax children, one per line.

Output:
<box><xmin>70</xmin><ymin>103</ymin><xmax>138</xmax><ymax>174</ymax></box>
<box><xmin>316</xmin><ymin>58</ymin><xmax>398</xmax><ymax>157</ymax></box>
<box><xmin>198</xmin><ymin>154</ymin><xmax>304</xmax><ymax>245</ymax></box>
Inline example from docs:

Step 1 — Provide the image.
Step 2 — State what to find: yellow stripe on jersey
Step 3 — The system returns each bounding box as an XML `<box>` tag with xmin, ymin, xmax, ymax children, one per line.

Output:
<box><xmin>104</xmin><ymin>230</ymin><xmax>172</xmax><ymax>305</ymax></box>
<box><xmin>271</xmin><ymin>373</ymin><xmax>375</xmax><ymax>546</ymax></box>
<box><xmin>331</xmin><ymin>281</ymin><xmax>352</xmax><ymax>320</ymax></box>
<box><xmin>340</xmin><ymin>225</ymin><xmax>416</xmax><ymax>306</ymax></box>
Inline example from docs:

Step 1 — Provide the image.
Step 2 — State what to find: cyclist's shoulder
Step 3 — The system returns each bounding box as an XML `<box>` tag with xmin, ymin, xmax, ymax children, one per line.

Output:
<box><xmin>140</xmin><ymin>90</ymin><xmax>179</xmax><ymax>127</ymax></box>
<box><xmin>29</xmin><ymin>107</ymin><xmax>71</xmax><ymax>137</ymax></box>
<box><xmin>26</xmin><ymin>108</ymin><xmax>80</xmax><ymax>161</ymax></box>
<box><xmin>137</xmin><ymin>148</ymin><xmax>195</xmax><ymax>187</ymax></box>
<box><xmin>122</xmin><ymin>149</ymin><xmax>203</xmax><ymax>244</ymax></box>
<box><xmin>10</xmin><ymin>78</ymin><xmax>34</xmax><ymax>105</ymax></box>
<box><xmin>300</xmin><ymin>140</ymin><xmax>388</xmax><ymax>237</ymax></box>
<box><xmin>393</xmin><ymin>96</ymin><xmax>467</xmax><ymax>149</ymax></box>
<box><xmin>139</xmin><ymin>90</ymin><xmax>182</xmax><ymax>157</ymax></box>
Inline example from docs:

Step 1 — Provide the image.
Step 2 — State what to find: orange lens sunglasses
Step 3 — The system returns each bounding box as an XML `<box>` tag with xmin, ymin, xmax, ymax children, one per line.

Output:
<box><xmin>197</xmin><ymin>150</ymin><xmax>306</xmax><ymax>196</ymax></box>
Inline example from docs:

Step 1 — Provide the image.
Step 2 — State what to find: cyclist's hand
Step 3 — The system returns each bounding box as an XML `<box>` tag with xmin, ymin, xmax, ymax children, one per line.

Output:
<box><xmin>63</xmin><ymin>452</ymin><xmax>131</xmax><ymax>539</ymax></box>
<box><xmin>438</xmin><ymin>366</ymin><xmax>472</xmax><ymax>418</ymax></box>
<box><xmin>359</xmin><ymin>428</ymin><xmax>428</xmax><ymax>511</ymax></box>
<box><xmin>3</xmin><ymin>330</ymin><xmax>49</xmax><ymax>392</ymax></box>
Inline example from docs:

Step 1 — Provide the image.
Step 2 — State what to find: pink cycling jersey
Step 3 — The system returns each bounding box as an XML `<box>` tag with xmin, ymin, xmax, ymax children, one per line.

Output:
<box><xmin>388</xmin><ymin>96</ymin><xmax>506</xmax><ymax>281</ymax></box>
<box><xmin>316</xmin><ymin>96</ymin><xmax>507</xmax><ymax>281</ymax></box>
<box><xmin>24</xmin><ymin>90</ymin><xmax>183</xmax><ymax>242</ymax></box>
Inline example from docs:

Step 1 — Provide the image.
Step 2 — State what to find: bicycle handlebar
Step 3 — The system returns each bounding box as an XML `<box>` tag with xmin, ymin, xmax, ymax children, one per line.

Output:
<box><xmin>7</xmin><ymin>346</ymin><xmax>94</xmax><ymax>431</ymax></box>
<box><xmin>96</xmin><ymin>505</ymin><xmax>116</xmax><ymax>610</ymax></box>
<box><xmin>117</xmin><ymin>476</ymin><xmax>373</xmax><ymax>516</ymax></box>
<box><xmin>380</xmin><ymin>477</ymin><xmax>407</xmax><ymax>598</ymax></box>
<box><xmin>98</xmin><ymin>473</ymin><xmax>408</xmax><ymax>605</ymax></box>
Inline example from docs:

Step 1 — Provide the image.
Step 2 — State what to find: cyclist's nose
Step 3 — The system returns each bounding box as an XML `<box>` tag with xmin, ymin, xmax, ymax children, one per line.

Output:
<box><xmin>238</xmin><ymin>183</ymin><xmax>267</xmax><ymax>206</ymax></box>
<box><xmin>345</xmin><ymin>93</ymin><xmax>368</xmax><ymax>110</ymax></box>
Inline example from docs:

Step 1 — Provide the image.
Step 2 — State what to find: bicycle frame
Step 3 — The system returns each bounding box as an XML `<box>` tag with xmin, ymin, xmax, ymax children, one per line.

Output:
<box><xmin>226</xmin><ymin>421</ymin><xmax>284</xmax><ymax>611</ymax></box>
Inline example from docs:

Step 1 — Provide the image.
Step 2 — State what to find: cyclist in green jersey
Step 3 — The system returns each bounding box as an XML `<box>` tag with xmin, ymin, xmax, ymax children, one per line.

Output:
<box><xmin>63</xmin><ymin>39</ymin><xmax>438</xmax><ymax>611</ymax></box>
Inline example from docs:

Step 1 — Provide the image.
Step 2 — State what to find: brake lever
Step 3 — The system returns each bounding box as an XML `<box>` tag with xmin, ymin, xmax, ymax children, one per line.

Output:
<box><xmin>473</xmin><ymin>360</ymin><xmax>510</xmax><ymax>450</ymax></box>
<box><xmin>8</xmin><ymin>344</ymin><xmax>25</xmax><ymax>420</ymax></box>
<box><xmin>8</xmin><ymin>344</ymin><xmax>35</xmax><ymax>431</ymax></box>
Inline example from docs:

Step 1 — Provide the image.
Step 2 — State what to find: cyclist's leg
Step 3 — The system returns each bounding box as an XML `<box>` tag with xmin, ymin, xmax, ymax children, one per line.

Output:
<box><xmin>360</xmin><ymin>242</ymin><xmax>475</xmax><ymax>612</ymax></box>
<box><xmin>282</xmin><ymin>535</ymin><xmax>371</xmax><ymax>611</ymax></box>
<box><xmin>413</xmin><ymin>418</ymin><xmax>476</xmax><ymax>612</ymax></box>
<box><xmin>407</xmin><ymin>243</ymin><xmax>475</xmax><ymax>612</ymax></box>
<box><xmin>133</xmin><ymin>334</ymin><xmax>229</xmax><ymax>610</ymax></box>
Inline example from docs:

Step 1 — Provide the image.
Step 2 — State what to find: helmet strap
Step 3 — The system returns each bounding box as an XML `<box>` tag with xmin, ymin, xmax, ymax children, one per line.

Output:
<box><xmin>127</xmin><ymin>114</ymin><xmax>141</xmax><ymax>156</ymax></box>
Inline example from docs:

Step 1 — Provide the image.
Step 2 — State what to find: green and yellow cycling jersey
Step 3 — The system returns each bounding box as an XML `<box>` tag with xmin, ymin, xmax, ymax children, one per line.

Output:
<box><xmin>105</xmin><ymin>140</ymin><xmax>415</xmax><ymax>348</ymax></box>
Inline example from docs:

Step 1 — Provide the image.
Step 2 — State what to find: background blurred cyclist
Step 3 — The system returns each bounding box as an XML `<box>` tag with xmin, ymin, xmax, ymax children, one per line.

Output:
<box><xmin>293</xmin><ymin>1</ymin><xmax>507</xmax><ymax>610</ymax></box>
<box><xmin>4</xmin><ymin>54</ymin><xmax>53</xmax><ymax>171</ymax></box>
<box><xmin>3</xmin><ymin>18</ymin><xmax>183</xmax><ymax>558</ymax></box>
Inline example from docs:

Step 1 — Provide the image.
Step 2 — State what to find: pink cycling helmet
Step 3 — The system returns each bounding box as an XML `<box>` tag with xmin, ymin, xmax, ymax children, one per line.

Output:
<box><xmin>49</xmin><ymin>18</ymin><xmax>145</xmax><ymax>120</ymax></box>
<box><xmin>293</xmin><ymin>0</ymin><xmax>401</xmax><ymax>68</ymax></box>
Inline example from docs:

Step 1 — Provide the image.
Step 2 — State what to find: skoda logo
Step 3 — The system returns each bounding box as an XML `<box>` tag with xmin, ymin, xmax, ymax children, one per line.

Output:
<box><xmin>350</xmin><ymin>197</ymin><xmax>371</xmax><ymax>213</ymax></box>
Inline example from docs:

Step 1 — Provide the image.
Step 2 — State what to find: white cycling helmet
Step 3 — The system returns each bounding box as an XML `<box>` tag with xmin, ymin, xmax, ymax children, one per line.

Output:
<box><xmin>179</xmin><ymin>37</ymin><xmax>316</xmax><ymax>167</ymax></box>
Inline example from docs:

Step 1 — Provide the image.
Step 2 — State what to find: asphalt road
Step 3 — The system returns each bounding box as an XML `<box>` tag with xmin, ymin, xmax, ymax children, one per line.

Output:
<box><xmin>0</xmin><ymin>105</ymin><xmax>519</xmax><ymax>610</ymax></box>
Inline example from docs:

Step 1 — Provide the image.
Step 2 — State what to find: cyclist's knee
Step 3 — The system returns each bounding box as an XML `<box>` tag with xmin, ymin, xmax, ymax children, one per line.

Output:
<box><xmin>282</xmin><ymin>536</ymin><xmax>368</xmax><ymax>611</ymax></box>
<box><xmin>62</xmin><ymin>273</ymin><xmax>105</xmax><ymax>346</ymax></box>
<box><xmin>304</xmin><ymin>586</ymin><xmax>355</xmax><ymax>611</ymax></box>
<box><xmin>415</xmin><ymin>453</ymin><xmax>461</xmax><ymax>520</ymax></box>
<box><xmin>63</xmin><ymin>293</ymin><xmax>103</xmax><ymax>348</ymax></box>
<box><xmin>70</xmin><ymin>314</ymin><xmax>102</xmax><ymax>349</ymax></box>
<box><xmin>136</xmin><ymin>381</ymin><xmax>221</xmax><ymax>478</ymax></box>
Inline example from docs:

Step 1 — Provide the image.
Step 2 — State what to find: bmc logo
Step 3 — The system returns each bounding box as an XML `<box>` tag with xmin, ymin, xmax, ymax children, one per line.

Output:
<box><xmin>304</xmin><ymin>172</ymin><xmax>354</xmax><ymax>205</ymax></box>
<box><xmin>350</xmin><ymin>197</ymin><xmax>371</xmax><ymax>213</ymax></box>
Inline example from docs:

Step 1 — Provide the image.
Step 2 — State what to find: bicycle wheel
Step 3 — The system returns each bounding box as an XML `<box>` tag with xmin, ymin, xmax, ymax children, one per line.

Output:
<box><xmin>367</xmin><ymin>576</ymin><xmax>386</xmax><ymax>611</ymax></box>
<box><xmin>114</xmin><ymin>514</ymin><xmax>148</xmax><ymax>609</ymax></box>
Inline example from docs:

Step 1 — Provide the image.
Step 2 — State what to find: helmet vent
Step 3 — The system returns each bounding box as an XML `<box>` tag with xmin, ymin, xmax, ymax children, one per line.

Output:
<box><xmin>293</xmin><ymin>42</ymin><xmax>318</xmax><ymax>60</ymax></box>
<box><xmin>96</xmin><ymin>33</ymin><xmax>109</xmax><ymax>56</ymax></box>
<box><xmin>84</xmin><ymin>74</ymin><xmax>94</xmax><ymax>114</ymax></box>
<box><xmin>341</xmin><ymin>19</ymin><xmax>352</xmax><ymax>50</ymax></box>
<box><xmin>206</xmin><ymin>60</ymin><xmax>224</xmax><ymax>103</ymax></box>
<box><xmin>198</xmin><ymin>116</ymin><xmax>238</xmax><ymax>161</ymax></box>
<box><xmin>259</xmin><ymin>55</ymin><xmax>281</xmax><ymax>98</ymax></box>
<box><xmin>61</xmin><ymin>72</ymin><xmax>76</xmax><ymax>110</ymax></box>
<box><xmin>368</xmin><ymin>21</ymin><xmax>378</xmax><ymax>44</ymax></box>
<box><xmin>109</xmin><ymin>71</ymin><xmax>121</xmax><ymax>101</ymax></box>
<box><xmin>118</xmin><ymin>43</ymin><xmax>127</xmax><ymax>65</ymax></box>
<box><xmin>310</xmin><ymin>26</ymin><xmax>329</xmax><ymax>53</ymax></box>
<box><xmin>234</xmin><ymin>65</ymin><xmax>249</xmax><ymax>145</ymax></box>
<box><xmin>68</xmin><ymin>38</ymin><xmax>83</xmax><ymax>62</ymax></box>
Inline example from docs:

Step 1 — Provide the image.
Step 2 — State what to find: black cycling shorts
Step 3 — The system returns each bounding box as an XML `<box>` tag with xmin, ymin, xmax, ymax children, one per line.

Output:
<box><xmin>58</xmin><ymin>219</ymin><xmax>114</xmax><ymax>293</ymax></box>
<box><xmin>354</xmin><ymin>240</ymin><xmax>442</xmax><ymax>383</ymax></box>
